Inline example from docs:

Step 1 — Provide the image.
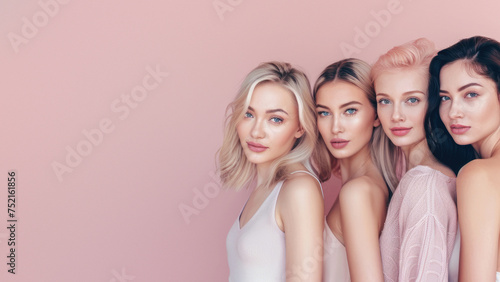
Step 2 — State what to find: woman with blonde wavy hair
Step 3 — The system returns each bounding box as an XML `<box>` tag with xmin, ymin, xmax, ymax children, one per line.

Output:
<box><xmin>220</xmin><ymin>62</ymin><xmax>324</xmax><ymax>281</ymax></box>
<box><xmin>313</xmin><ymin>58</ymin><xmax>388</xmax><ymax>282</ymax></box>
<box><xmin>372</xmin><ymin>38</ymin><xmax>458</xmax><ymax>281</ymax></box>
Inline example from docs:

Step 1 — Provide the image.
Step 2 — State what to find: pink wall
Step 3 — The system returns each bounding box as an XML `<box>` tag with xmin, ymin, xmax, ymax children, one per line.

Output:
<box><xmin>1</xmin><ymin>0</ymin><xmax>498</xmax><ymax>281</ymax></box>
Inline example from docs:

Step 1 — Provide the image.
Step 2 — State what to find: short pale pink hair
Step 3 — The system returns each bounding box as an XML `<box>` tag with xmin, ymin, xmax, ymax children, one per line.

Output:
<box><xmin>371</xmin><ymin>38</ymin><xmax>436</xmax><ymax>83</ymax></box>
<box><xmin>370</xmin><ymin>38</ymin><xmax>437</xmax><ymax>191</ymax></box>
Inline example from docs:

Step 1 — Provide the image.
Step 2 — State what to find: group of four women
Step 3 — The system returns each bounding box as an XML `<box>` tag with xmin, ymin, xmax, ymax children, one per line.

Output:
<box><xmin>220</xmin><ymin>35</ymin><xmax>500</xmax><ymax>281</ymax></box>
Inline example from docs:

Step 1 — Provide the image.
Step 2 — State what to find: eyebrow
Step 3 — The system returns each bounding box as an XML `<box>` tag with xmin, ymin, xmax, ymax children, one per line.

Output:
<box><xmin>376</xmin><ymin>90</ymin><xmax>425</xmax><ymax>97</ymax></box>
<box><xmin>439</xmin><ymin>82</ymin><xmax>483</xmax><ymax>93</ymax></box>
<box><xmin>316</xmin><ymin>101</ymin><xmax>362</xmax><ymax>110</ymax></box>
<box><xmin>340</xmin><ymin>101</ymin><xmax>362</xmax><ymax>108</ymax></box>
<box><xmin>248</xmin><ymin>106</ymin><xmax>289</xmax><ymax>115</ymax></box>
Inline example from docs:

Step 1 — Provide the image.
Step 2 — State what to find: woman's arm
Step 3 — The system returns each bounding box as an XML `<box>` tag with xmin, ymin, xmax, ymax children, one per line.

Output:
<box><xmin>397</xmin><ymin>172</ymin><xmax>457</xmax><ymax>281</ymax></box>
<box><xmin>339</xmin><ymin>178</ymin><xmax>386</xmax><ymax>282</ymax></box>
<box><xmin>278</xmin><ymin>174</ymin><xmax>324</xmax><ymax>282</ymax></box>
<box><xmin>457</xmin><ymin>161</ymin><xmax>500</xmax><ymax>282</ymax></box>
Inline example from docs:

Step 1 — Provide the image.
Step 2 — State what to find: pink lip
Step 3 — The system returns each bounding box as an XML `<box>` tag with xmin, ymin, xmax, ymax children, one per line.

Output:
<box><xmin>450</xmin><ymin>124</ymin><xmax>471</xmax><ymax>135</ymax></box>
<box><xmin>390</xmin><ymin>127</ymin><xmax>412</xmax><ymax>136</ymax></box>
<box><xmin>330</xmin><ymin>138</ymin><xmax>349</xmax><ymax>149</ymax></box>
<box><xmin>247</xmin><ymin>141</ymin><xmax>268</xmax><ymax>152</ymax></box>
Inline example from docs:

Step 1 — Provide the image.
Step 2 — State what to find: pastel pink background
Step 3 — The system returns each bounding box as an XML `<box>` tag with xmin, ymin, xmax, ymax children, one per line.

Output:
<box><xmin>0</xmin><ymin>0</ymin><xmax>498</xmax><ymax>281</ymax></box>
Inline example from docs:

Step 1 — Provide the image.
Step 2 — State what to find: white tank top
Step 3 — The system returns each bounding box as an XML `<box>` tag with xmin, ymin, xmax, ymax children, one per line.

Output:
<box><xmin>226</xmin><ymin>171</ymin><xmax>321</xmax><ymax>282</ymax></box>
<box><xmin>448</xmin><ymin>228</ymin><xmax>460</xmax><ymax>282</ymax></box>
<box><xmin>323</xmin><ymin>223</ymin><xmax>351</xmax><ymax>281</ymax></box>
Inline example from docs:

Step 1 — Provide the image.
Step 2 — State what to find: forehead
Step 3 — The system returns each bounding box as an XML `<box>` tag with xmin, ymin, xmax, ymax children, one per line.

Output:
<box><xmin>248</xmin><ymin>82</ymin><xmax>298</xmax><ymax>111</ymax></box>
<box><xmin>375</xmin><ymin>69</ymin><xmax>428</xmax><ymax>96</ymax></box>
<box><xmin>316</xmin><ymin>81</ymin><xmax>370</xmax><ymax>106</ymax></box>
<box><xmin>440</xmin><ymin>60</ymin><xmax>489</xmax><ymax>88</ymax></box>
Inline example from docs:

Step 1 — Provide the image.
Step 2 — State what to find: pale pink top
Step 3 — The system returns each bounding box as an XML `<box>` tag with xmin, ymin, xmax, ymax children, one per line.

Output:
<box><xmin>379</xmin><ymin>165</ymin><xmax>458</xmax><ymax>282</ymax></box>
<box><xmin>323</xmin><ymin>223</ymin><xmax>350</xmax><ymax>281</ymax></box>
<box><xmin>226</xmin><ymin>171</ymin><xmax>321</xmax><ymax>282</ymax></box>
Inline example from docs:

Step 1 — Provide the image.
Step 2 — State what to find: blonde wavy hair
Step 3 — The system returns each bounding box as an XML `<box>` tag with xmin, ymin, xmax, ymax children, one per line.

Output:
<box><xmin>217</xmin><ymin>62</ymin><xmax>317</xmax><ymax>190</ymax></box>
<box><xmin>312</xmin><ymin>58</ymin><xmax>383</xmax><ymax>182</ymax></box>
<box><xmin>371</xmin><ymin>38</ymin><xmax>436</xmax><ymax>191</ymax></box>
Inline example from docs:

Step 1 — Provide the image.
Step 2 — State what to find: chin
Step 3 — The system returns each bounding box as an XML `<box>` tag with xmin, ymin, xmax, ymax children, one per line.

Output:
<box><xmin>388</xmin><ymin>138</ymin><xmax>413</xmax><ymax>148</ymax></box>
<box><xmin>449</xmin><ymin>136</ymin><xmax>474</xmax><ymax>146</ymax></box>
<box><xmin>330</xmin><ymin>151</ymin><xmax>354</xmax><ymax>160</ymax></box>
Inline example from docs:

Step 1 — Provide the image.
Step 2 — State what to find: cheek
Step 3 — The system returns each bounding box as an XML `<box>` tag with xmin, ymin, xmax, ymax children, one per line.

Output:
<box><xmin>236</xmin><ymin>122</ymin><xmax>248</xmax><ymax>140</ymax></box>
<box><xmin>270</xmin><ymin>125</ymin><xmax>296</xmax><ymax>145</ymax></box>
<box><xmin>376</xmin><ymin>107</ymin><xmax>391</xmax><ymax>127</ymax></box>
<box><xmin>439</xmin><ymin>103</ymin><xmax>450</xmax><ymax>122</ymax></box>
<box><xmin>405</xmin><ymin>105</ymin><xmax>426</xmax><ymax>124</ymax></box>
<box><xmin>317</xmin><ymin>118</ymin><xmax>330</xmax><ymax>137</ymax></box>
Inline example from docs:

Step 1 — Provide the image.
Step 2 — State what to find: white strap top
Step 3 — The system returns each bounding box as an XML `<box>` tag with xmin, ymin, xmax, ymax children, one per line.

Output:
<box><xmin>448</xmin><ymin>228</ymin><xmax>460</xmax><ymax>282</ymax></box>
<box><xmin>226</xmin><ymin>170</ymin><xmax>321</xmax><ymax>282</ymax></box>
<box><xmin>323</xmin><ymin>223</ymin><xmax>351</xmax><ymax>281</ymax></box>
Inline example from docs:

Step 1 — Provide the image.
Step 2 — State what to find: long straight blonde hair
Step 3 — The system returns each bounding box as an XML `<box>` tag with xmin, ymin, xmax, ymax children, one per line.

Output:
<box><xmin>217</xmin><ymin>62</ymin><xmax>317</xmax><ymax>190</ymax></box>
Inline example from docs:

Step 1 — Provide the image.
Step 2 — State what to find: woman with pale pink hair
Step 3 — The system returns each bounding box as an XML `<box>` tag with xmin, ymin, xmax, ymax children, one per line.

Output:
<box><xmin>371</xmin><ymin>38</ymin><xmax>459</xmax><ymax>281</ymax></box>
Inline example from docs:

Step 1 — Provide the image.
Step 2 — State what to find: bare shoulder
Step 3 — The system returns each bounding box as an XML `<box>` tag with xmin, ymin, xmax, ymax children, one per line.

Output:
<box><xmin>276</xmin><ymin>171</ymin><xmax>324</xmax><ymax>228</ymax></box>
<box><xmin>279</xmin><ymin>172</ymin><xmax>323</xmax><ymax>203</ymax></box>
<box><xmin>339</xmin><ymin>176</ymin><xmax>388</xmax><ymax>220</ymax></box>
<box><xmin>338</xmin><ymin>176</ymin><xmax>388</xmax><ymax>230</ymax></box>
<box><xmin>340</xmin><ymin>176</ymin><xmax>387</xmax><ymax>203</ymax></box>
<box><xmin>457</xmin><ymin>158</ymin><xmax>499</xmax><ymax>194</ymax></box>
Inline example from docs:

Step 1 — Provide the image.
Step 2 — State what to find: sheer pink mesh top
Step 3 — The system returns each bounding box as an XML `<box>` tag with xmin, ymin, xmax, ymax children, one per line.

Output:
<box><xmin>379</xmin><ymin>165</ymin><xmax>458</xmax><ymax>282</ymax></box>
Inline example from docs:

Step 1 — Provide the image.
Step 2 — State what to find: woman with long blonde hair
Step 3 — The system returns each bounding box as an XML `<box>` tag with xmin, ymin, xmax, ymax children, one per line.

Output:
<box><xmin>220</xmin><ymin>62</ymin><xmax>324</xmax><ymax>281</ymax></box>
<box><xmin>313</xmin><ymin>58</ymin><xmax>388</xmax><ymax>282</ymax></box>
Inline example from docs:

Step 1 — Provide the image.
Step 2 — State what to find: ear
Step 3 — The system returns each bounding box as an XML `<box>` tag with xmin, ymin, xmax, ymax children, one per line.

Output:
<box><xmin>295</xmin><ymin>126</ymin><xmax>305</xmax><ymax>139</ymax></box>
<box><xmin>373</xmin><ymin>114</ymin><xmax>381</xmax><ymax>127</ymax></box>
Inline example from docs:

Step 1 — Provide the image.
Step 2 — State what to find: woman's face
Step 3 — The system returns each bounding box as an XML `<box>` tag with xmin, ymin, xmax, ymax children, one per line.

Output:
<box><xmin>375</xmin><ymin>69</ymin><xmax>429</xmax><ymax>148</ymax></box>
<box><xmin>439</xmin><ymin>60</ymin><xmax>500</xmax><ymax>148</ymax></box>
<box><xmin>237</xmin><ymin>82</ymin><xmax>303</xmax><ymax>169</ymax></box>
<box><xmin>316</xmin><ymin>81</ymin><xmax>379</xmax><ymax>160</ymax></box>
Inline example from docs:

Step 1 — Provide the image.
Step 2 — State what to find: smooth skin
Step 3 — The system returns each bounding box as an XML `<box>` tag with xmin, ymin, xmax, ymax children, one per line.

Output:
<box><xmin>237</xmin><ymin>82</ymin><xmax>324</xmax><ymax>281</ymax></box>
<box><xmin>316</xmin><ymin>81</ymin><xmax>388</xmax><ymax>282</ymax></box>
<box><xmin>375</xmin><ymin>69</ymin><xmax>454</xmax><ymax>175</ymax></box>
<box><xmin>439</xmin><ymin>60</ymin><xmax>500</xmax><ymax>282</ymax></box>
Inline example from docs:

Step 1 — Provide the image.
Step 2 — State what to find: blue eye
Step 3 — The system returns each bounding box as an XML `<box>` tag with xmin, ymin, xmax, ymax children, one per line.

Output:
<box><xmin>345</xmin><ymin>108</ymin><xmax>357</xmax><ymax>115</ymax></box>
<box><xmin>244</xmin><ymin>112</ymin><xmax>253</xmax><ymax>118</ymax></box>
<box><xmin>317</xmin><ymin>111</ymin><xmax>331</xmax><ymax>117</ymax></box>
<box><xmin>465</xmin><ymin>92</ymin><xmax>478</xmax><ymax>98</ymax></box>
<box><xmin>407</xmin><ymin>97</ymin><xmax>419</xmax><ymax>104</ymax></box>
<box><xmin>440</xmin><ymin>96</ymin><xmax>450</xmax><ymax>102</ymax></box>
<box><xmin>378</xmin><ymin>99</ymin><xmax>390</xmax><ymax>105</ymax></box>
<box><xmin>270</xmin><ymin>117</ymin><xmax>283</xmax><ymax>123</ymax></box>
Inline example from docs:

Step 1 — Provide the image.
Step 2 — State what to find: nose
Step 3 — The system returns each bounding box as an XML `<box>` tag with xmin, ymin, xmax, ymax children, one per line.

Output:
<box><xmin>448</xmin><ymin>99</ymin><xmax>464</xmax><ymax>119</ymax></box>
<box><xmin>250</xmin><ymin>119</ymin><xmax>265</xmax><ymax>139</ymax></box>
<box><xmin>331</xmin><ymin>115</ymin><xmax>344</xmax><ymax>134</ymax></box>
<box><xmin>391</xmin><ymin>104</ymin><xmax>405</xmax><ymax>122</ymax></box>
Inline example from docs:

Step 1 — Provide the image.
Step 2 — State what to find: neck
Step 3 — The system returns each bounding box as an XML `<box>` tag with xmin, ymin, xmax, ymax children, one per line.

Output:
<box><xmin>338</xmin><ymin>144</ymin><xmax>373</xmax><ymax>184</ymax></box>
<box><xmin>473</xmin><ymin>126</ymin><xmax>500</xmax><ymax>159</ymax></box>
<box><xmin>256</xmin><ymin>163</ymin><xmax>272</xmax><ymax>188</ymax></box>
<box><xmin>400</xmin><ymin>138</ymin><xmax>434</xmax><ymax>170</ymax></box>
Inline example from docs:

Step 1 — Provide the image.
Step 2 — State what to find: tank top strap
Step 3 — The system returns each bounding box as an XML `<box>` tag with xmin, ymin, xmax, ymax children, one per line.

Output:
<box><xmin>289</xmin><ymin>170</ymin><xmax>324</xmax><ymax>198</ymax></box>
